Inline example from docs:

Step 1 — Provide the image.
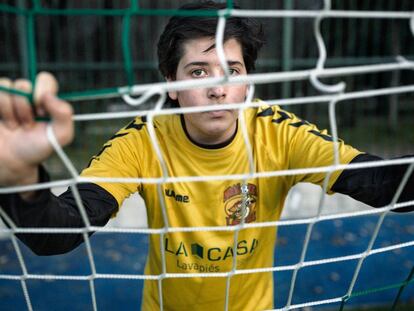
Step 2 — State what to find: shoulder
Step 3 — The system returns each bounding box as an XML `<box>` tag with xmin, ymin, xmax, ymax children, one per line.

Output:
<box><xmin>246</xmin><ymin>100</ymin><xmax>295</xmax><ymax>124</ymax></box>
<box><xmin>245</xmin><ymin>100</ymin><xmax>298</xmax><ymax>137</ymax></box>
<box><xmin>248</xmin><ymin>100</ymin><xmax>331</xmax><ymax>138</ymax></box>
<box><xmin>86</xmin><ymin>114</ymin><xmax>176</xmax><ymax>163</ymax></box>
<box><xmin>115</xmin><ymin>114</ymin><xmax>176</xmax><ymax>140</ymax></box>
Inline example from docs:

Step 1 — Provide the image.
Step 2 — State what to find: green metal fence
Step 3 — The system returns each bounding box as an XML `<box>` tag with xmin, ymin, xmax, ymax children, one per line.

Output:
<box><xmin>0</xmin><ymin>0</ymin><xmax>413</xmax><ymax>169</ymax></box>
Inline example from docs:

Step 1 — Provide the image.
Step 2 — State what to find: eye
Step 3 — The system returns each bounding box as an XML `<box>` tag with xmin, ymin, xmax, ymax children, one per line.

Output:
<box><xmin>228</xmin><ymin>68</ymin><xmax>240</xmax><ymax>76</ymax></box>
<box><xmin>191</xmin><ymin>69</ymin><xmax>207</xmax><ymax>78</ymax></box>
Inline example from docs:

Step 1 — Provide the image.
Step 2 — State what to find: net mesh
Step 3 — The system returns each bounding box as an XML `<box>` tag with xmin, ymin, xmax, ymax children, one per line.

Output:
<box><xmin>1</xmin><ymin>1</ymin><xmax>414</xmax><ymax>310</ymax></box>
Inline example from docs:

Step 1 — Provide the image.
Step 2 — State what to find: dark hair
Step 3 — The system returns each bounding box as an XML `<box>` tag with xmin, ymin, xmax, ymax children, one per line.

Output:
<box><xmin>157</xmin><ymin>1</ymin><xmax>265</xmax><ymax>80</ymax></box>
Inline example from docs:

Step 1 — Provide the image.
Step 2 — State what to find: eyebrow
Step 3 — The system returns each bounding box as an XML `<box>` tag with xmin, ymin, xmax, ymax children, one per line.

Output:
<box><xmin>183</xmin><ymin>61</ymin><xmax>244</xmax><ymax>69</ymax></box>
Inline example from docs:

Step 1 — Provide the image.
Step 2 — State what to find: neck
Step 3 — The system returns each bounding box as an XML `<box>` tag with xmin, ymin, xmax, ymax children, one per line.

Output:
<box><xmin>180</xmin><ymin>115</ymin><xmax>238</xmax><ymax>149</ymax></box>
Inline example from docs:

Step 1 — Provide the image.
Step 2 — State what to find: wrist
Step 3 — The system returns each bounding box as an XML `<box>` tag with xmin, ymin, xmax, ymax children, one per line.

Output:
<box><xmin>18</xmin><ymin>166</ymin><xmax>40</xmax><ymax>202</ymax></box>
<box><xmin>0</xmin><ymin>158</ymin><xmax>39</xmax><ymax>186</ymax></box>
<box><xmin>19</xmin><ymin>166</ymin><xmax>51</xmax><ymax>203</ymax></box>
<box><xmin>18</xmin><ymin>166</ymin><xmax>39</xmax><ymax>185</ymax></box>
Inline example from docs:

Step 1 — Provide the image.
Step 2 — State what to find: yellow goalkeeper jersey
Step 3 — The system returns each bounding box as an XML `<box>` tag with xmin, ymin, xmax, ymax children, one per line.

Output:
<box><xmin>81</xmin><ymin>104</ymin><xmax>361</xmax><ymax>310</ymax></box>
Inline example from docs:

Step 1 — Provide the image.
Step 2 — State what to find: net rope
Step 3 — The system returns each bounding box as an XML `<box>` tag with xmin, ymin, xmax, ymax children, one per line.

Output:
<box><xmin>0</xmin><ymin>2</ymin><xmax>414</xmax><ymax>311</ymax></box>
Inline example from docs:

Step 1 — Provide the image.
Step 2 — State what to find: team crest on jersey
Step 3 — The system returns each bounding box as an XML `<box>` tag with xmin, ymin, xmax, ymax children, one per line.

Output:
<box><xmin>223</xmin><ymin>183</ymin><xmax>257</xmax><ymax>226</ymax></box>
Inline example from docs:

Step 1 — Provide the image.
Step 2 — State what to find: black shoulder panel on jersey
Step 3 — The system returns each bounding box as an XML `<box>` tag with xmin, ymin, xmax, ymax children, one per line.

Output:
<box><xmin>332</xmin><ymin>153</ymin><xmax>414</xmax><ymax>212</ymax></box>
<box><xmin>308</xmin><ymin>129</ymin><xmax>334</xmax><ymax>142</ymax></box>
<box><xmin>110</xmin><ymin>132</ymin><xmax>128</xmax><ymax>140</ymax></box>
<box><xmin>125</xmin><ymin>120</ymin><xmax>145</xmax><ymax>131</ymax></box>
<box><xmin>257</xmin><ymin>107</ymin><xmax>274</xmax><ymax>117</ymax></box>
<box><xmin>272</xmin><ymin>110</ymin><xmax>292</xmax><ymax>124</ymax></box>
<box><xmin>0</xmin><ymin>167</ymin><xmax>118</xmax><ymax>255</ymax></box>
<box><xmin>289</xmin><ymin>120</ymin><xmax>310</xmax><ymax>128</ymax></box>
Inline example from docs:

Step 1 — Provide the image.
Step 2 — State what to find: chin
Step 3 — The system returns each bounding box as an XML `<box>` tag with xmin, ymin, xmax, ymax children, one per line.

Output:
<box><xmin>204</xmin><ymin>120</ymin><xmax>236</xmax><ymax>137</ymax></box>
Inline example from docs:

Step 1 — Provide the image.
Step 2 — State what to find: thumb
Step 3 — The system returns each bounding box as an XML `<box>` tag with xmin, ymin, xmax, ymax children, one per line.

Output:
<box><xmin>34</xmin><ymin>71</ymin><xmax>58</xmax><ymax>103</ymax></box>
<box><xmin>34</xmin><ymin>72</ymin><xmax>74</xmax><ymax>147</ymax></box>
<box><xmin>42</xmin><ymin>94</ymin><xmax>74</xmax><ymax>148</ymax></box>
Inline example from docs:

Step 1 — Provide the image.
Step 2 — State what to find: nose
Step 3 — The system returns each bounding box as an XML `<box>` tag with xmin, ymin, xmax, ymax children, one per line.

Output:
<box><xmin>207</xmin><ymin>85</ymin><xmax>226</xmax><ymax>100</ymax></box>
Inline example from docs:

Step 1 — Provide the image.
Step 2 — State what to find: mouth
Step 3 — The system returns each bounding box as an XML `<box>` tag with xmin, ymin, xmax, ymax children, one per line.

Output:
<box><xmin>206</xmin><ymin>109</ymin><xmax>232</xmax><ymax>118</ymax></box>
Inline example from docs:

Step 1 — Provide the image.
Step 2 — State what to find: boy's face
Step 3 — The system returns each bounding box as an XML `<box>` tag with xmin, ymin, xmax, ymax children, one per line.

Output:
<box><xmin>168</xmin><ymin>37</ymin><xmax>248</xmax><ymax>145</ymax></box>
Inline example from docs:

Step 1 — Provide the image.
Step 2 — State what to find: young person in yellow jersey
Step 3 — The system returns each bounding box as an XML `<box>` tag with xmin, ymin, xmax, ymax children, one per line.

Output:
<box><xmin>0</xmin><ymin>1</ymin><xmax>413</xmax><ymax>310</ymax></box>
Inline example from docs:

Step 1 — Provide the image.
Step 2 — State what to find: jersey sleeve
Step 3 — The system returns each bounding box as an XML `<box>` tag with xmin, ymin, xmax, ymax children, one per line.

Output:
<box><xmin>0</xmin><ymin>166</ymin><xmax>118</xmax><ymax>255</ymax></box>
<box><xmin>332</xmin><ymin>153</ymin><xmax>414</xmax><ymax>210</ymax></box>
<box><xmin>80</xmin><ymin>119</ymin><xmax>144</xmax><ymax>206</ymax></box>
<box><xmin>283</xmin><ymin>109</ymin><xmax>362</xmax><ymax>193</ymax></box>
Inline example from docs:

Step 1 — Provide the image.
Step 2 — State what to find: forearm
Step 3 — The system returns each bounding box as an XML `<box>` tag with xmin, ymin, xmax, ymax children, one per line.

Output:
<box><xmin>0</xmin><ymin>166</ymin><xmax>118</xmax><ymax>255</ymax></box>
<box><xmin>332</xmin><ymin>153</ymin><xmax>414</xmax><ymax>212</ymax></box>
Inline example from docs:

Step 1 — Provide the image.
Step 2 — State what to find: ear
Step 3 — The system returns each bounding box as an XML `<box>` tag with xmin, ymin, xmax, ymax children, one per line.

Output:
<box><xmin>166</xmin><ymin>77</ymin><xmax>178</xmax><ymax>100</ymax></box>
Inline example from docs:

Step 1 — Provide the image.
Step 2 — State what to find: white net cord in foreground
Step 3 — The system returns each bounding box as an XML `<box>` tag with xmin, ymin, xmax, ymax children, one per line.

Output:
<box><xmin>1</xmin><ymin>2</ymin><xmax>414</xmax><ymax>311</ymax></box>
